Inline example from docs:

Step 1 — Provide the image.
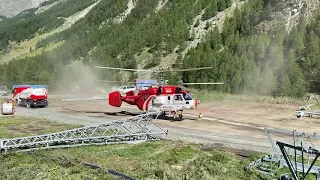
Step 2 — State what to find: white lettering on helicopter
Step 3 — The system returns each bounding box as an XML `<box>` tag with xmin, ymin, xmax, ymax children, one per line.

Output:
<box><xmin>148</xmin><ymin>109</ymin><xmax>159</xmax><ymax>112</ymax></box>
<box><xmin>159</xmin><ymin>105</ymin><xmax>174</xmax><ymax>111</ymax></box>
<box><xmin>126</xmin><ymin>98</ymin><xmax>135</xmax><ymax>102</ymax></box>
<box><xmin>165</xmin><ymin>88</ymin><xmax>172</xmax><ymax>93</ymax></box>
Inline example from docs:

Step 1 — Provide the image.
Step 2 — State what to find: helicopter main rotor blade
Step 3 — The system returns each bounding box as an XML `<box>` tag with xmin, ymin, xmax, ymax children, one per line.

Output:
<box><xmin>168</xmin><ymin>67</ymin><xmax>213</xmax><ymax>72</ymax></box>
<box><xmin>181</xmin><ymin>82</ymin><xmax>224</xmax><ymax>85</ymax></box>
<box><xmin>95</xmin><ymin>66</ymin><xmax>213</xmax><ymax>72</ymax></box>
<box><xmin>62</xmin><ymin>96</ymin><xmax>109</xmax><ymax>102</ymax></box>
<box><xmin>95</xmin><ymin>80</ymin><xmax>123</xmax><ymax>83</ymax></box>
<box><xmin>95</xmin><ymin>80</ymin><xmax>136</xmax><ymax>83</ymax></box>
<box><xmin>94</xmin><ymin>66</ymin><xmax>155</xmax><ymax>72</ymax></box>
<box><xmin>95</xmin><ymin>80</ymin><xmax>157</xmax><ymax>84</ymax></box>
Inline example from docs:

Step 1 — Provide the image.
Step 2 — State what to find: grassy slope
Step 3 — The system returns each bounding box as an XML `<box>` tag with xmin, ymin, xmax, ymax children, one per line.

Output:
<box><xmin>0</xmin><ymin>142</ymin><xmax>269</xmax><ymax>179</ymax></box>
<box><xmin>0</xmin><ymin>116</ymin><xmax>269</xmax><ymax>179</ymax></box>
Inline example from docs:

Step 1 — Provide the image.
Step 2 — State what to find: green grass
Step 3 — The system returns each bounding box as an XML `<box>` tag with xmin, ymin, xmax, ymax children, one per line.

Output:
<box><xmin>189</xmin><ymin>88</ymin><xmax>319</xmax><ymax>106</ymax></box>
<box><xmin>0</xmin><ymin>116</ymin><xmax>82</xmax><ymax>139</ymax></box>
<box><xmin>0</xmin><ymin>140</ymin><xmax>271</xmax><ymax>180</ymax></box>
<box><xmin>2</xmin><ymin>115</ymin><xmax>316</xmax><ymax>179</ymax></box>
<box><xmin>0</xmin><ymin>116</ymin><xmax>272</xmax><ymax>179</ymax></box>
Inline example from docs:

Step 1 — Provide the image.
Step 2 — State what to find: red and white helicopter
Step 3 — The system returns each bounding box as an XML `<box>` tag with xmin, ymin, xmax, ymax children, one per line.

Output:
<box><xmin>92</xmin><ymin>65</ymin><xmax>223</xmax><ymax>119</ymax></box>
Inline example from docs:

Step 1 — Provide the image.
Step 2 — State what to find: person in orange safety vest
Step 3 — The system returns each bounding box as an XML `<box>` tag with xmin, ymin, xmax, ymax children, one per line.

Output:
<box><xmin>194</xmin><ymin>98</ymin><xmax>199</xmax><ymax>109</ymax></box>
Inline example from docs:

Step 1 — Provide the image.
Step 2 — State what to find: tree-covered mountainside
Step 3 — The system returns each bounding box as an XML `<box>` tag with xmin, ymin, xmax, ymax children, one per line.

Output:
<box><xmin>0</xmin><ymin>0</ymin><xmax>319</xmax><ymax>97</ymax></box>
<box><xmin>0</xmin><ymin>0</ymin><xmax>96</xmax><ymax>50</ymax></box>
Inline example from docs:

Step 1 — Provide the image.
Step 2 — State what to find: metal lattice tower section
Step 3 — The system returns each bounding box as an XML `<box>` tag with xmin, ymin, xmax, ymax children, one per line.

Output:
<box><xmin>246</xmin><ymin>128</ymin><xmax>320</xmax><ymax>179</ymax></box>
<box><xmin>0</xmin><ymin>112</ymin><xmax>168</xmax><ymax>153</ymax></box>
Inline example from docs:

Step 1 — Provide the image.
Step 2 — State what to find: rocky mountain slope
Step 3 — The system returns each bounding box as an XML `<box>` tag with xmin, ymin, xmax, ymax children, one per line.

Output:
<box><xmin>0</xmin><ymin>0</ymin><xmax>51</xmax><ymax>18</ymax></box>
<box><xmin>0</xmin><ymin>0</ymin><xmax>320</xmax><ymax>97</ymax></box>
<box><xmin>256</xmin><ymin>0</ymin><xmax>320</xmax><ymax>33</ymax></box>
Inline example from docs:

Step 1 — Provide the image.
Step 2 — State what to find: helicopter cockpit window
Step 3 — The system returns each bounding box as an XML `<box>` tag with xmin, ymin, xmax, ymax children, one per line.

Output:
<box><xmin>183</xmin><ymin>93</ymin><xmax>193</xmax><ymax>100</ymax></box>
<box><xmin>174</xmin><ymin>95</ymin><xmax>183</xmax><ymax>101</ymax></box>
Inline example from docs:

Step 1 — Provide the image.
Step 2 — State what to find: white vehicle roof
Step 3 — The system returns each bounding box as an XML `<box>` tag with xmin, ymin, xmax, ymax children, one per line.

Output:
<box><xmin>118</xmin><ymin>85</ymin><xmax>136</xmax><ymax>89</ymax></box>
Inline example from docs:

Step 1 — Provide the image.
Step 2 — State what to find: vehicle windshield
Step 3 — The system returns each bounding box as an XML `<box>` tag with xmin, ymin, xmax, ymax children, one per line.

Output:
<box><xmin>183</xmin><ymin>93</ymin><xmax>193</xmax><ymax>100</ymax></box>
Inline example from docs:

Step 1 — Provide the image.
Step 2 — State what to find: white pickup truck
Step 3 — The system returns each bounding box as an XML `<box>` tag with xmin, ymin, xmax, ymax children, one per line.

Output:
<box><xmin>116</xmin><ymin>85</ymin><xmax>136</xmax><ymax>94</ymax></box>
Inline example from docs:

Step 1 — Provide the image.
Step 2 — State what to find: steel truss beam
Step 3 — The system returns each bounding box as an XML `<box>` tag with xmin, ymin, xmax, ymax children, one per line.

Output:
<box><xmin>277</xmin><ymin>141</ymin><xmax>320</xmax><ymax>180</ymax></box>
<box><xmin>264</xmin><ymin>128</ymin><xmax>320</xmax><ymax>159</ymax></box>
<box><xmin>0</xmin><ymin>112</ymin><xmax>168</xmax><ymax>153</ymax></box>
<box><xmin>246</xmin><ymin>128</ymin><xmax>320</xmax><ymax>179</ymax></box>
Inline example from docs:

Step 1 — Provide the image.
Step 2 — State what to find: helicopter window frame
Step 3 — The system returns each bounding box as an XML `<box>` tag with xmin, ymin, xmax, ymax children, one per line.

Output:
<box><xmin>174</xmin><ymin>94</ymin><xmax>183</xmax><ymax>101</ymax></box>
<box><xmin>183</xmin><ymin>93</ymin><xmax>193</xmax><ymax>101</ymax></box>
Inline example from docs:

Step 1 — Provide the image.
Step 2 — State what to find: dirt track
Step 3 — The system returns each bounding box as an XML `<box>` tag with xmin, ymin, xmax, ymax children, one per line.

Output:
<box><xmin>12</xmin><ymin>96</ymin><xmax>320</xmax><ymax>153</ymax></box>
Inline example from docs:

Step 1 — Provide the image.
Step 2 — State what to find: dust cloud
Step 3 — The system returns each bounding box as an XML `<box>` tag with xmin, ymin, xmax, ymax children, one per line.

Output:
<box><xmin>53</xmin><ymin>62</ymin><xmax>115</xmax><ymax>96</ymax></box>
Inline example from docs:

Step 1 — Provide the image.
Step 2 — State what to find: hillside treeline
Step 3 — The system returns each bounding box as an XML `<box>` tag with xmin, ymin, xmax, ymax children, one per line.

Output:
<box><xmin>0</xmin><ymin>0</ymin><xmax>233</xmax><ymax>90</ymax></box>
<box><xmin>0</xmin><ymin>0</ymin><xmax>96</xmax><ymax>50</ymax></box>
<box><xmin>0</xmin><ymin>0</ymin><xmax>319</xmax><ymax>97</ymax></box>
<box><xmin>182</xmin><ymin>0</ymin><xmax>320</xmax><ymax>97</ymax></box>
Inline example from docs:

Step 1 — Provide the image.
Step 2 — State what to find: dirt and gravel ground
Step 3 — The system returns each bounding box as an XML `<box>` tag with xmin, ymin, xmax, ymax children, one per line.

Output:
<box><xmin>10</xmin><ymin>95</ymin><xmax>320</xmax><ymax>153</ymax></box>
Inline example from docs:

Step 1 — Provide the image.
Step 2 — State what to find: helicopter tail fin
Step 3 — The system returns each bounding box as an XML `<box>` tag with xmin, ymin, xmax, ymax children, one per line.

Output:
<box><xmin>109</xmin><ymin>91</ymin><xmax>122</xmax><ymax>107</ymax></box>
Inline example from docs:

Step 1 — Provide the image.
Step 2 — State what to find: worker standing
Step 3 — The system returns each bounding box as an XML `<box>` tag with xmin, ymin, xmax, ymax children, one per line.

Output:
<box><xmin>194</xmin><ymin>98</ymin><xmax>199</xmax><ymax>109</ymax></box>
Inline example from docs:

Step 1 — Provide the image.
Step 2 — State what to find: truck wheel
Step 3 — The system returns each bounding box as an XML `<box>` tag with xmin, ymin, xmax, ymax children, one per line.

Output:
<box><xmin>26</xmin><ymin>102</ymin><xmax>31</xmax><ymax>108</ymax></box>
<box><xmin>179</xmin><ymin>114</ymin><xmax>183</xmax><ymax>118</ymax></box>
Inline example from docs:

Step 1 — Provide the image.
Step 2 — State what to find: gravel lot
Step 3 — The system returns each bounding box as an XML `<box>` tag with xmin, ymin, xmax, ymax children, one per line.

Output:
<box><xmin>8</xmin><ymin>94</ymin><xmax>320</xmax><ymax>153</ymax></box>
<box><xmin>10</xmin><ymin>98</ymin><xmax>277</xmax><ymax>153</ymax></box>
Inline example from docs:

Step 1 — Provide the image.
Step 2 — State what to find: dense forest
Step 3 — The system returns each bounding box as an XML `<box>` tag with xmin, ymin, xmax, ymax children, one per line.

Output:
<box><xmin>182</xmin><ymin>0</ymin><xmax>320</xmax><ymax>97</ymax></box>
<box><xmin>0</xmin><ymin>0</ymin><xmax>319</xmax><ymax>97</ymax></box>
